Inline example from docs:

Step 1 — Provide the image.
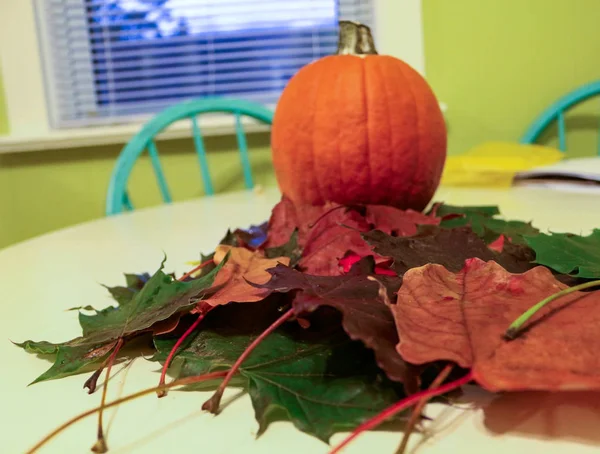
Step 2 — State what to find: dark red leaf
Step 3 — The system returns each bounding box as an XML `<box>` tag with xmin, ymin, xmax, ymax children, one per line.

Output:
<box><xmin>254</xmin><ymin>258</ymin><xmax>411</xmax><ymax>385</ymax></box>
<box><xmin>362</xmin><ymin>225</ymin><xmax>536</xmax><ymax>276</ymax></box>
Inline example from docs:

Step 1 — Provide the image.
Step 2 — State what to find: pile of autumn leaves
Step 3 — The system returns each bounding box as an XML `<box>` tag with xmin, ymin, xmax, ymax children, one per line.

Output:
<box><xmin>18</xmin><ymin>196</ymin><xmax>600</xmax><ymax>450</ymax></box>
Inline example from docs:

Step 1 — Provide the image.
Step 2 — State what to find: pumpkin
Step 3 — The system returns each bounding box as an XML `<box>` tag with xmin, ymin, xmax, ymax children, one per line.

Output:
<box><xmin>270</xmin><ymin>21</ymin><xmax>447</xmax><ymax>211</ymax></box>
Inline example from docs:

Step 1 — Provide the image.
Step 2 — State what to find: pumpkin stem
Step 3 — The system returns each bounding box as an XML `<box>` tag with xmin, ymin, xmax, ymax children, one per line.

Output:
<box><xmin>337</xmin><ymin>20</ymin><xmax>378</xmax><ymax>56</ymax></box>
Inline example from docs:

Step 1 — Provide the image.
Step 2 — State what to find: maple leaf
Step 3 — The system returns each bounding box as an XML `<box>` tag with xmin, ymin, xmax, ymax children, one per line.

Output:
<box><xmin>364</xmin><ymin>205</ymin><xmax>440</xmax><ymax>236</ymax></box>
<box><xmin>152</xmin><ymin>301</ymin><xmax>405</xmax><ymax>442</ymax></box>
<box><xmin>232</xmin><ymin>222</ymin><xmax>269</xmax><ymax>249</ymax></box>
<box><xmin>432</xmin><ymin>203</ymin><xmax>539</xmax><ymax>244</ymax></box>
<box><xmin>15</xmin><ymin>340</ymin><xmax>119</xmax><ymax>385</ymax></box>
<box><xmin>196</xmin><ymin>245</ymin><xmax>291</xmax><ymax>307</ymax></box>
<box><xmin>362</xmin><ymin>225</ymin><xmax>535</xmax><ymax>276</ymax></box>
<box><xmin>217</xmin><ymin>222</ymin><xmax>268</xmax><ymax>249</ymax></box>
<box><xmin>264</xmin><ymin>229</ymin><xmax>302</xmax><ymax>266</ymax></box>
<box><xmin>17</xmin><ymin>257</ymin><xmax>225</xmax><ymax>383</ymax></box>
<box><xmin>525</xmin><ymin>229</ymin><xmax>600</xmax><ymax>278</ymax></box>
<box><xmin>338</xmin><ymin>252</ymin><xmax>395</xmax><ymax>276</ymax></box>
<box><xmin>264</xmin><ymin>197</ymin><xmax>444</xmax><ymax>276</ymax></box>
<box><xmin>389</xmin><ymin>258</ymin><xmax>600</xmax><ymax>392</ymax></box>
<box><xmin>262</xmin><ymin>196</ymin><xmax>329</xmax><ymax>249</ymax></box>
<box><xmin>261</xmin><ymin>197</ymin><xmax>367</xmax><ymax>275</ymax></box>
<box><xmin>298</xmin><ymin>207</ymin><xmax>372</xmax><ymax>276</ymax></box>
<box><xmin>430</xmin><ymin>203</ymin><xmax>500</xmax><ymax>218</ymax></box>
<box><xmin>251</xmin><ymin>258</ymin><xmax>410</xmax><ymax>385</ymax></box>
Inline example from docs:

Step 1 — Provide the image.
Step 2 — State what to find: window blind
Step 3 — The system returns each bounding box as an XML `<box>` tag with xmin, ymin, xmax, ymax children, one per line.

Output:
<box><xmin>34</xmin><ymin>0</ymin><xmax>374</xmax><ymax>129</ymax></box>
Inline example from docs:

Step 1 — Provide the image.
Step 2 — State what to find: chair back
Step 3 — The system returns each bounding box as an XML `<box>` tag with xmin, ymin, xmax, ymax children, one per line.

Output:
<box><xmin>521</xmin><ymin>81</ymin><xmax>600</xmax><ymax>154</ymax></box>
<box><xmin>106</xmin><ymin>97</ymin><xmax>274</xmax><ymax>215</ymax></box>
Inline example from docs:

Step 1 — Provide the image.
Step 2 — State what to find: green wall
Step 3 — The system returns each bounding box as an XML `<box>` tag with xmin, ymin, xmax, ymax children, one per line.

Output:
<box><xmin>423</xmin><ymin>0</ymin><xmax>600</xmax><ymax>157</ymax></box>
<box><xmin>0</xmin><ymin>138</ymin><xmax>276</xmax><ymax>249</ymax></box>
<box><xmin>1</xmin><ymin>0</ymin><xmax>600</xmax><ymax>249</ymax></box>
<box><xmin>0</xmin><ymin>72</ymin><xmax>7</xmax><ymax>135</ymax></box>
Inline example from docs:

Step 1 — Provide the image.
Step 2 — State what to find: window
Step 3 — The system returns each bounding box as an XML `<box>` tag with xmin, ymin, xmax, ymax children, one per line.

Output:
<box><xmin>35</xmin><ymin>0</ymin><xmax>373</xmax><ymax>128</ymax></box>
<box><xmin>0</xmin><ymin>1</ymin><xmax>428</xmax><ymax>150</ymax></box>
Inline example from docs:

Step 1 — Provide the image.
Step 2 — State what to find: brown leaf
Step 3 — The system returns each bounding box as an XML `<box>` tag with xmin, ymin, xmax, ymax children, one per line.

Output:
<box><xmin>151</xmin><ymin>313</ymin><xmax>182</xmax><ymax>336</ymax></box>
<box><xmin>390</xmin><ymin>258</ymin><xmax>600</xmax><ymax>392</ymax></box>
<box><xmin>199</xmin><ymin>245</ymin><xmax>291</xmax><ymax>307</ymax></box>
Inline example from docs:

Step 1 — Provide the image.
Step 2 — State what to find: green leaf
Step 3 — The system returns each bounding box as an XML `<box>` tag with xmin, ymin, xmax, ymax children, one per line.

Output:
<box><xmin>151</xmin><ymin>303</ymin><xmax>404</xmax><ymax>442</ymax></box>
<box><xmin>17</xmin><ymin>257</ymin><xmax>226</xmax><ymax>384</ymax></box>
<box><xmin>525</xmin><ymin>229</ymin><xmax>600</xmax><ymax>278</ymax></box>
<box><xmin>264</xmin><ymin>229</ymin><xmax>301</xmax><ymax>266</ymax></box>
<box><xmin>433</xmin><ymin>203</ymin><xmax>500</xmax><ymax>217</ymax></box>
<box><xmin>76</xmin><ymin>257</ymin><xmax>225</xmax><ymax>343</ymax></box>
<box><xmin>14</xmin><ymin>340</ymin><xmax>115</xmax><ymax>385</ymax></box>
<box><xmin>436</xmin><ymin>203</ymin><xmax>538</xmax><ymax>244</ymax></box>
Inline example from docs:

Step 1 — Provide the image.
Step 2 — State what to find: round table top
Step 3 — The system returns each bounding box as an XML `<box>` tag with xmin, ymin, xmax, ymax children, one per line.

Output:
<box><xmin>3</xmin><ymin>185</ymin><xmax>600</xmax><ymax>454</ymax></box>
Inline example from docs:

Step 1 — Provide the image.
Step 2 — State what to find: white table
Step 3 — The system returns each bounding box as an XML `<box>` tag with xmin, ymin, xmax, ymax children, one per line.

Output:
<box><xmin>2</xmin><ymin>185</ymin><xmax>600</xmax><ymax>454</ymax></box>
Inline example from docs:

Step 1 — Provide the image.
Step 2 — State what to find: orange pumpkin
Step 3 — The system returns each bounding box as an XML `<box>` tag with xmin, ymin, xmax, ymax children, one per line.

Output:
<box><xmin>270</xmin><ymin>21</ymin><xmax>447</xmax><ymax>211</ymax></box>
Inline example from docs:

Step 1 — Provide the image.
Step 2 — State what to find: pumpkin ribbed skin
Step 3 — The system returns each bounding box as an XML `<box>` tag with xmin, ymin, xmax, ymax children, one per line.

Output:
<box><xmin>271</xmin><ymin>54</ymin><xmax>447</xmax><ymax>211</ymax></box>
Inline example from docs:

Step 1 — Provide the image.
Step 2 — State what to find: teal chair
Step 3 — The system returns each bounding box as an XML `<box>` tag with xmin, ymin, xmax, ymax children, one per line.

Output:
<box><xmin>521</xmin><ymin>80</ymin><xmax>600</xmax><ymax>153</ymax></box>
<box><xmin>105</xmin><ymin>97</ymin><xmax>274</xmax><ymax>216</ymax></box>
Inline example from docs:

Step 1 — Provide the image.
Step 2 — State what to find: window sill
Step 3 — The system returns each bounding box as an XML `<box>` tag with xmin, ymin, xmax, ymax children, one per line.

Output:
<box><xmin>0</xmin><ymin>102</ymin><xmax>447</xmax><ymax>154</ymax></box>
<box><xmin>0</xmin><ymin>117</ymin><xmax>271</xmax><ymax>154</ymax></box>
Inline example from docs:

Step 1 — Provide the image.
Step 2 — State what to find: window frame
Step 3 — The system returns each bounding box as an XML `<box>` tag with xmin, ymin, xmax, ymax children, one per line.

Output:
<box><xmin>0</xmin><ymin>0</ymin><xmax>436</xmax><ymax>153</ymax></box>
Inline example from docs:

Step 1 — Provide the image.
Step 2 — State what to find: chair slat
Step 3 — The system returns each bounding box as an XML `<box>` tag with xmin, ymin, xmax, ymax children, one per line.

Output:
<box><xmin>557</xmin><ymin>110</ymin><xmax>567</xmax><ymax>152</ymax></box>
<box><xmin>190</xmin><ymin>116</ymin><xmax>215</xmax><ymax>196</ymax></box>
<box><xmin>147</xmin><ymin>140</ymin><xmax>172</xmax><ymax>203</ymax></box>
<box><xmin>123</xmin><ymin>192</ymin><xmax>134</xmax><ymax>211</ymax></box>
<box><xmin>598</xmin><ymin>100</ymin><xmax>600</xmax><ymax>156</ymax></box>
<box><xmin>234</xmin><ymin>112</ymin><xmax>254</xmax><ymax>189</ymax></box>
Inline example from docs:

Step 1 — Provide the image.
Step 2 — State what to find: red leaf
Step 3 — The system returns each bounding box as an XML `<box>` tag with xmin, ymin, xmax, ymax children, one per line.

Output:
<box><xmin>262</xmin><ymin>196</ymin><xmax>328</xmax><ymax>249</ymax></box>
<box><xmin>365</xmin><ymin>205</ymin><xmax>440</xmax><ymax>236</ymax></box>
<box><xmin>488</xmin><ymin>234</ymin><xmax>505</xmax><ymax>252</ymax></box>
<box><xmin>339</xmin><ymin>252</ymin><xmax>395</xmax><ymax>276</ymax></box>
<box><xmin>299</xmin><ymin>208</ymin><xmax>372</xmax><ymax>276</ymax></box>
<box><xmin>390</xmin><ymin>258</ymin><xmax>600</xmax><ymax>392</ymax></box>
<box><xmin>263</xmin><ymin>197</ymin><xmax>445</xmax><ymax>276</ymax></box>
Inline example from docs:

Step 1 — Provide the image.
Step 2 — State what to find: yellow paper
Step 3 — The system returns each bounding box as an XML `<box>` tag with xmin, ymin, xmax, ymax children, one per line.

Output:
<box><xmin>441</xmin><ymin>142</ymin><xmax>564</xmax><ymax>187</ymax></box>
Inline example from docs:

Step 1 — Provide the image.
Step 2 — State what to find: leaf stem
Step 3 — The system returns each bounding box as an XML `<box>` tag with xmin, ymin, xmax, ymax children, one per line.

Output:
<box><xmin>328</xmin><ymin>371</ymin><xmax>473</xmax><ymax>454</ymax></box>
<box><xmin>157</xmin><ymin>305</ymin><xmax>213</xmax><ymax>397</ymax></box>
<box><xmin>202</xmin><ymin>307</ymin><xmax>295</xmax><ymax>413</ymax></box>
<box><xmin>179</xmin><ymin>259</ymin><xmax>213</xmax><ymax>282</ymax></box>
<box><xmin>153</xmin><ymin>259</ymin><xmax>216</xmax><ymax>395</ymax></box>
<box><xmin>92</xmin><ymin>337</ymin><xmax>123</xmax><ymax>453</ymax></box>
<box><xmin>395</xmin><ymin>364</ymin><xmax>453</xmax><ymax>454</ymax></box>
<box><xmin>84</xmin><ymin>368</ymin><xmax>104</xmax><ymax>395</ymax></box>
<box><xmin>25</xmin><ymin>370</ymin><xmax>228</xmax><ymax>454</ymax></box>
<box><xmin>504</xmin><ymin>279</ymin><xmax>600</xmax><ymax>340</ymax></box>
